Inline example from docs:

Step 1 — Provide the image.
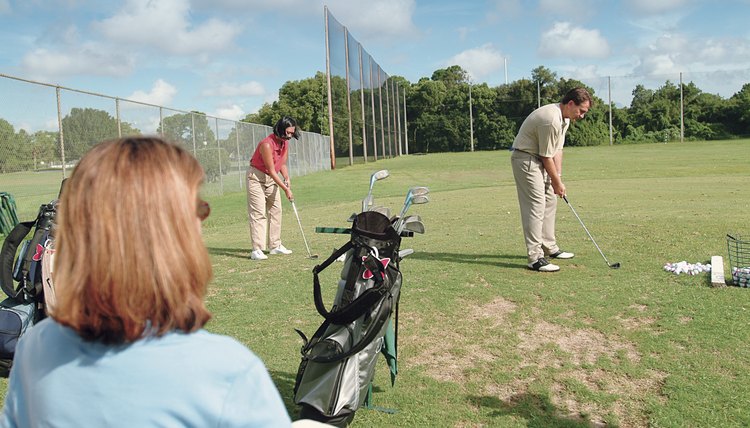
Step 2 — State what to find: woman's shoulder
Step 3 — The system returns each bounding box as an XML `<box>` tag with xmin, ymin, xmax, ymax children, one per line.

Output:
<box><xmin>164</xmin><ymin>330</ymin><xmax>260</xmax><ymax>362</ymax></box>
<box><xmin>260</xmin><ymin>133</ymin><xmax>278</xmax><ymax>144</ymax></box>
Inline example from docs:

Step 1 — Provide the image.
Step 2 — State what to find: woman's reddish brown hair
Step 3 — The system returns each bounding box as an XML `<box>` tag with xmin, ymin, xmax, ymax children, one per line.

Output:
<box><xmin>51</xmin><ymin>137</ymin><xmax>212</xmax><ymax>344</ymax></box>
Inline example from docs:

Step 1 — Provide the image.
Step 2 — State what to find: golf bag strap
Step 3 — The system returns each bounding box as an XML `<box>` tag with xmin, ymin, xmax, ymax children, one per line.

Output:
<box><xmin>305</xmin><ymin>294</ymin><xmax>393</xmax><ymax>364</ymax></box>
<box><xmin>311</xmin><ymin>241</ymin><xmax>352</xmax><ymax>320</ymax></box>
<box><xmin>312</xmin><ymin>242</ymin><xmax>389</xmax><ymax>325</ymax></box>
<box><xmin>0</xmin><ymin>221</ymin><xmax>34</xmax><ymax>300</ymax></box>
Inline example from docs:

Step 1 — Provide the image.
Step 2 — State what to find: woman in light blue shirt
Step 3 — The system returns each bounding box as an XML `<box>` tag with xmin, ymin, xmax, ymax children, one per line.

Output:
<box><xmin>0</xmin><ymin>137</ymin><xmax>293</xmax><ymax>427</ymax></box>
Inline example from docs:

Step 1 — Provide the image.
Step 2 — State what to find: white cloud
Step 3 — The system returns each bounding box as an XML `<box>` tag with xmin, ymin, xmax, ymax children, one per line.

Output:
<box><xmin>538</xmin><ymin>0</ymin><xmax>596</xmax><ymax>20</ymax></box>
<box><xmin>636</xmin><ymin>53</ymin><xmax>677</xmax><ymax>75</ymax></box>
<box><xmin>633</xmin><ymin>34</ymin><xmax>750</xmax><ymax>75</ymax></box>
<box><xmin>625</xmin><ymin>0</ymin><xmax>690</xmax><ymax>15</ymax></box>
<box><xmin>210</xmin><ymin>104</ymin><xmax>245</xmax><ymax>121</ymax></box>
<box><xmin>93</xmin><ymin>0</ymin><xmax>242</xmax><ymax>55</ymax></box>
<box><xmin>202</xmin><ymin>81</ymin><xmax>266</xmax><ymax>97</ymax></box>
<box><xmin>126</xmin><ymin>79</ymin><xmax>177</xmax><ymax>105</ymax></box>
<box><xmin>445</xmin><ymin>44</ymin><xmax>506</xmax><ymax>81</ymax></box>
<box><xmin>196</xmin><ymin>0</ymin><xmax>317</xmax><ymax>13</ymax></box>
<box><xmin>198</xmin><ymin>0</ymin><xmax>418</xmax><ymax>41</ymax></box>
<box><xmin>324</xmin><ymin>0</ymin><xmax>418</xmax><ymax>41</ymax></box>
<box><xmin>21</xmin><ymin>46</ymin><xmax>134</xmax><ymax>80</ymax></box>
<box><xmin>538</xmin><ymin>22</ymin><xmax>610</xmax><ymax>59</ymax></box>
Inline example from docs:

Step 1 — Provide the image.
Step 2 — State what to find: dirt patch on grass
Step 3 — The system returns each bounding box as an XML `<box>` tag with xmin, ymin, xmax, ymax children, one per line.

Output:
<box><xmin>517</xmin><ymin>320</ymin><xmax>640</xmax><ymax>365</ymax></box>
<box><xmin>406</xmin><ymin>298</ymin><xmax>665</xmax><ymax>427</ymax></box>
<box><xmin>405</xmin><ymin>297</ymin><xmax>517</xmax><ymax>383</ymax></box>
<box><xmin>550</xmin><ymin>368</ymin><xmax>667</xmax><ymax>427</ymax></box>
<box><xmin>617</xmin><ymin>314</ymin><xmax>657</xmax><ymax>330</ymax></box>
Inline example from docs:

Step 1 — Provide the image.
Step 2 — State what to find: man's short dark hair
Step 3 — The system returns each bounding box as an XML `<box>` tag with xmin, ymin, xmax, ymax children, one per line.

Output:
<box><xmin>273</xmin><ymin>116</ymin><xmax>300</xmax><ymax>139</ymax></box>
<box><xmin>562</xmin><ymin>87</ymin><xmax>593</xmax><ymax>107</ymax></box>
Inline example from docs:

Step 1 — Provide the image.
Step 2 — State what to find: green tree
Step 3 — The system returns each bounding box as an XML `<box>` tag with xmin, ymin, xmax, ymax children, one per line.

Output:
<box><xmin>30</xmin><ymin>131</ymin><xmax>59</xmax><ymax>170</ymax></box>
<box><xmin>0</xmin><ymin>118</ymin><xmax>18</xmax><ymax>173</ymax></box>
<box><xmin>532</xmin><ymin>66</ymin><xmax>559</xmax><ymax>104</ymax></box>
<box><xmin>159</xmin><ymin>111</ymin><xmax>216</xmax><ymax>150</ymax></box>
<box><xmin>724</xmin><ymin>83</ymin><xmax>750</xmax><ymax>137</ymax></box>
<box><xmin>61</xmin><ymin>108</ymin><xmax>121</xmax><ymax>160</ymax></box>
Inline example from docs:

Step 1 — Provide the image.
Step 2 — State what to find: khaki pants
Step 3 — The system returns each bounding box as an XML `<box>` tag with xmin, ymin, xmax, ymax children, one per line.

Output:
<box><xmin>510</xmin><ymin>150</ymin><xmax>560</xmax><ymax>263</ymax></box>
<box><xmin>247</xmin><ymin>167</ymin><xmax>283</xmax><ymax>251</ymax></box>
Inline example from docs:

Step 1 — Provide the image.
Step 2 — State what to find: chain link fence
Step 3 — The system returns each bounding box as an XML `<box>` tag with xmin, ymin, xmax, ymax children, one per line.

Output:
<box><xmin>0</xmin><ymin>73</ymin><xmax>331</xmax><ymax>218</ymax></box>
<box><xmin>325</xmin><ymin>7</ymin><xmax>407</xmax><ymax>167</ymax></box>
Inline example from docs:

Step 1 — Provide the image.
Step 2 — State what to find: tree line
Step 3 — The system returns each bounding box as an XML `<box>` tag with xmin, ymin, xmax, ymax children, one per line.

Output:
<box><xmin>2</xmin><ymin>65</ymin><xmax>749</xmax><ymax>174</ymax></box>
<box><xmin>0</xmin><ymin>108</ymin><xmax>228</xmax><ymax>178</ymax></box>
<box><xmin>246</xmin><ymin>65</ymin><xmax>750</xmax><ymax>156</ymax></box>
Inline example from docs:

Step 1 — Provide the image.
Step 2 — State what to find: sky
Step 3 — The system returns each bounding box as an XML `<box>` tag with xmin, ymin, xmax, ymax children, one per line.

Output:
<box><xmin>1</xmin><ymin>0</ymin><xmax>750</xmax><ymax>131</ymax></box>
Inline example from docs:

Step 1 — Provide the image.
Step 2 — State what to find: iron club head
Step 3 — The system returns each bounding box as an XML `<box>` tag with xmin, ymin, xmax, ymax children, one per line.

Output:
<box><xmin>363</xmin><ymin>169</ymin><xmax>389</xmax><ymax>211</ymax></box>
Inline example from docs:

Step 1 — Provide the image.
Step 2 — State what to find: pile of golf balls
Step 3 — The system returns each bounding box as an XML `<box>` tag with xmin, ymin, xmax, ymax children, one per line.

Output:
<box><xmin>731</xmin><ymin>267</ymin><xmax>750</xmax><ymax>287</ymax></box>
<box><xmin>663</xmin><ymin>261</ymin><xmax>711</xmax><ymax>275</ymax></box>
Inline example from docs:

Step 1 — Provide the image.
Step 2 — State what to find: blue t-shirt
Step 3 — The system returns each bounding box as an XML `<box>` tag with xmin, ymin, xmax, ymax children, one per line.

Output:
<box><xmin>0</xmin><ymin>318</ymin><xmax>292</xmax><ymax>427</ymax></box>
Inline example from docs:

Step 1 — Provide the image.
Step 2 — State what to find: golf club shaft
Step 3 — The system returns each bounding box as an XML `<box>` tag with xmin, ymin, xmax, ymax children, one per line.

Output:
<box><xmin>563</xmin><ymin>196</ymin><xmax>614</xmax><ymax>267</ymax></box>
<box><xmin>291</xmin><ymin>201</ymin><xmax>314</xmax><ymax>258</ymax></box>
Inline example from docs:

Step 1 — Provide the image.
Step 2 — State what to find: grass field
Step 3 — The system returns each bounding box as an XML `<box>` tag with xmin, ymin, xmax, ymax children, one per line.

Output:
<box><xmin>2</xmin><ymin>140</ymin><xmax>750</xmax><ymax>426</ymax></box>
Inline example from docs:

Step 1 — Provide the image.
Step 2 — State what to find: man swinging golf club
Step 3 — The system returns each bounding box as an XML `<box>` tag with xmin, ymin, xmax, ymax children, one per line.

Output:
<box><xmin>510</xmin><ymin>87</ymin><xmax>592</xmax><ymax>272</ymax></box>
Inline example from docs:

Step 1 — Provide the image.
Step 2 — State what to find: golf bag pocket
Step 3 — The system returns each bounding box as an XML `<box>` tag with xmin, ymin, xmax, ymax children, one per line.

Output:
<box><xmin>0</xmin><ymin>297</ymin><xmax>37</xmax><ymax>377</ymax></box>
<box><xmin>294</xmin><ymin>320</ymin><xmax>387</xmax><ymax>426</ymax></box>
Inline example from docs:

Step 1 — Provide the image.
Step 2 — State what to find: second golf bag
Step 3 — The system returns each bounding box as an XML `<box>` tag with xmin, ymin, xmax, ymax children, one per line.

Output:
<box><xmin>0</xmin><ymin>196</ymin><xmax>59</xmax><ymax>377</ymax></box>
<box><xmin>293</xmin><ymin>211</ymin><xmax>402</xmax><ymax>427</ymax></box>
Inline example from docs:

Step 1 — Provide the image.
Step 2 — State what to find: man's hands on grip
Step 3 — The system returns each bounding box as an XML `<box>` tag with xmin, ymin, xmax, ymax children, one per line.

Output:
<box><xmin>553</xmin><ymin>181</ymin><xmax>566</xmax><ymax>197</ymax></box>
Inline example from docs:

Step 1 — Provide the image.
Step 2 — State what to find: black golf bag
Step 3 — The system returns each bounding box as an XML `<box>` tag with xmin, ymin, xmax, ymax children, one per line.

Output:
<box><xmin>293</xmin><ymin>211</ymin><xmax>402</xmax><ymax>427</ymax></box>
<box><xmin>0</xmin><ymin>183</ymin><xmax>63</xmax><ymax>377</ymax></box>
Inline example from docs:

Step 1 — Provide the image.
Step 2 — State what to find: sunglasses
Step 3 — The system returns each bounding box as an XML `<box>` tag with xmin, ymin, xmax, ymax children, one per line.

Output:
<box><xmin>197</xmin><ymin>199</ymin><xmax>211</xmax><ymax>221</ymax></box>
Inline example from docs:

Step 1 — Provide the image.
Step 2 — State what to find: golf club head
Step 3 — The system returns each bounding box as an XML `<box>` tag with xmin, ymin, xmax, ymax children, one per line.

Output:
<box><xmin>610</xmin><ymin>262</ymin><xmax>621</xmax><ymax>269</ymax></box>
<box><xmin>371</xmin><ymin>169</ymin><xmax>390</xmax><ymax>183</ymax></box>
<box><xmin>398</xmin><ymin>248</ymin><xmax>414</xmax><ymax>259</ymax></box>
<box><xmin>364</xmin><ymin>170</ymin><xmax>389</xmax><ymax>211</ymax></box>
<box><xmin>410</xmin><ymin>194</ymin><xmax>429</xmax><ymax>205</ymax></box>
<box><xmin>409</xmin><ymin>186</ymin><xmax>429</xmax><ymax>196</ymax></box>
<box><xmin>402</xmin><ymin>220</ymin><xmax>425</xmax><ymax>234</ymax></box>
<box><xmin>370</xmin><ymin>205</ymin><xmax>391</xmax><ymax>218</ymax></box>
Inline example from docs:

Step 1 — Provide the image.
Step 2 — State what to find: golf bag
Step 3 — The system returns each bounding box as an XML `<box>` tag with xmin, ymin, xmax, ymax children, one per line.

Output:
<box><xmin>0</xmin><ymin>194</ymin><xmax>60</xmax><ymax>377</ymax></box>
<box><xmin>293</xmin><ymin>211</ymin><xmax>402</xmax><ymax>427</ymax></box>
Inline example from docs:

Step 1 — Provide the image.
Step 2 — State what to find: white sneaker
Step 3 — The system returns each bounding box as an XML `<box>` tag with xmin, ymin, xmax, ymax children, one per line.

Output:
<box><xmin>549</xmin><ymin>250</ymin><xmax>575</xmax><ymax>259</ymax></box>
<box><xmin>528</xmin><ymin>258</ymin><xmax>560</xmax><ymax>272</ymax></box>
<box><xmin>250</xmin><ymin>249</ymin><xmax>268</xmax><ymax>260</ymax></box>
<box><xmin>270</xmin><ymin>245</ymin><xmax>292</xmax><ymax>255</ymax></box>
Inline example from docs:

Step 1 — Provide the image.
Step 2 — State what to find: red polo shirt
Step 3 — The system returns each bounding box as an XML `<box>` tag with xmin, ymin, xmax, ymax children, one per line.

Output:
<box><xmin>250</xmin><ymin>134</ymin><xmax>288</xmax><ymax>174</ymax></box>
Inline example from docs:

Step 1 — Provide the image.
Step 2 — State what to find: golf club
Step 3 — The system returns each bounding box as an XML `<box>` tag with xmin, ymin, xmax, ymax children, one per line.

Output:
<box><xmin>290</xmin><ymin>200</ymin><xmax>318</xmax><ymax>259</ymax></box>
<box><xmin>562</xmin><ymin>195</ymin><xmax>620</xmax><ymax>269</ymax></box>
<box><xmin>369</xmin><ymin>205</ymin><xmax>391</xmax><ymax>218</ymax></box>
<box><xmin>394</xmin><ymin>187</ymin><xmax>429</xmax><ymax>221</ymax></box>
<box><xmin>362</xmin><ymin>169</ymin><xmax>390</xmax><ymax>212</ymax></box>
<box><xmin>401</xmin><ymin>217</ymin><xmax>425</xmax><ymax>234</ymax></box>
<box><xmin>394</xmin><ymin>194</ymin><xmax>429</xmax><ymax>233</ymax></box>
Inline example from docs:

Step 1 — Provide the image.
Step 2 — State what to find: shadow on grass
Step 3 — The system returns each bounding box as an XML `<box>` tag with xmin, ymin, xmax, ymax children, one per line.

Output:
<box><xmin>270</xmin><ymin>369</ymin><xmax>392</xmax><ymax>422</ymax></box>
<box><xmin>408</xmin><ymin>251</ymin><xmax>527</xmax><ymax>269</ymax></box>
<box><xmin>269</xmin><ymin>369</ymin><xmax>303</xmax><ymax>420</ymax></box>
<box><xmin>467</xmin><ymin>393</ymin><xmax>601</xmax><ymax>428</ymax></box>
<box><xmin>207</xmin><ymin>246</ymin><xmax>249</xmax><ymax>259</ymax></box>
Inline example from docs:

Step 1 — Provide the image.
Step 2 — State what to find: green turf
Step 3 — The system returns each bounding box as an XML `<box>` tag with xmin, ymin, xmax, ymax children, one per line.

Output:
<box><xmin>2</xmin><ymin>140</ymin><xmax>750</xmax><ymax>427</ymax></box>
